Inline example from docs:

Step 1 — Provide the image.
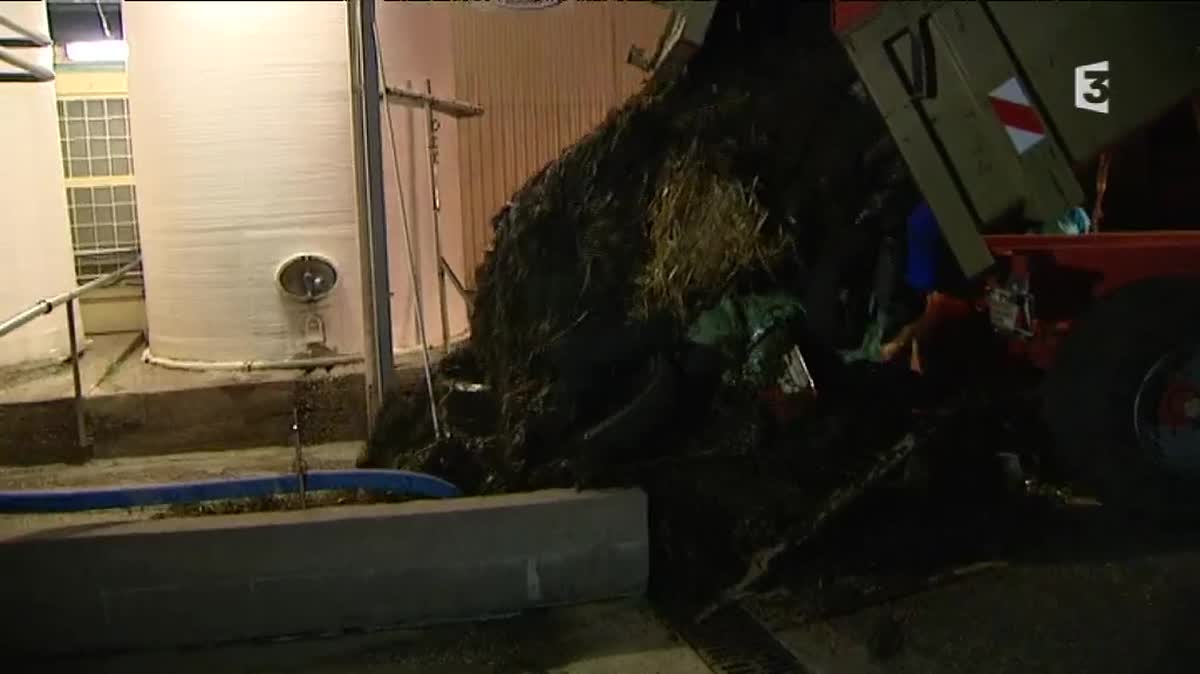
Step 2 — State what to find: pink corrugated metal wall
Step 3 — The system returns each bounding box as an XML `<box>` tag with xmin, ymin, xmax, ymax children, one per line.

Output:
<box><xmin>375</xmin><ymin>0</ymin><xmax>669</xmax><ymax>339</ymax></box>
<box><xmin>377</xmin><ymin>2</ymin><xmax>469</xmax><ymax>348</ymax></box>
<box><xmin>449</xmin><ymin>2</ymin><xmax>671</xmax><ymax>285</ymax></box>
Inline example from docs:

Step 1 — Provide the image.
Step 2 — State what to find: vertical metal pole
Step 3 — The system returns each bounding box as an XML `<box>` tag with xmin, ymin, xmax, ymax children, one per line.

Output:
<box><xmin>424</xmin><ymin>78</ymin><xmax>451</xmax><ymax>353</ymax></box>
<box><xmin>65</xmin><ymin>300</ymin><xmax>88</xmax><ymax>450</ymax></box>
<box><xmin>390</xmin><ymin>78</ymin><xmax>441</xmax><ymax>439</ymax></box>
<box><xmin>292</xmin><ymin>406</ymin><xmax>308</xmax><ymax>509</ymax></box>
<box><xmin>348</xmin><ymin>0</ymin><xmax>395</xmax><ymax>433</ymax></box>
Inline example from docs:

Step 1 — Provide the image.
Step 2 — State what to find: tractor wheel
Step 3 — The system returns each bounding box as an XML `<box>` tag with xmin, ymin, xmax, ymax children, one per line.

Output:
<box><xmin>1042</xmin><ymin>276</ymin><xmax>1200</xmax><ymax>520</ymax></box>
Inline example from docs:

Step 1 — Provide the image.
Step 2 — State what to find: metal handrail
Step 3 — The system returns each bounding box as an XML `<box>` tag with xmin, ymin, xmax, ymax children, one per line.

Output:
<box><xmin>0</xmin><ymin>255</ymin><xmax>142</xmax><ymax>454</ymax></box>
<box><xmin>0</xmin><ymin>256</ymin><xmax>142</xmax><ymax>339</ymax></box>
<box><xmin>0</xmin><ymin>13</ymin><xmax>55</xmax><ymax>83</ymax></box>
<box><xmin>0</xmin><ymin>15</ymin><xmax>52</xmax><ymax>49</ymax></box>
<box><xmin>0</xmin><ymin>47</ymin><xmax>55</xmax><ymax>83</ymax></box>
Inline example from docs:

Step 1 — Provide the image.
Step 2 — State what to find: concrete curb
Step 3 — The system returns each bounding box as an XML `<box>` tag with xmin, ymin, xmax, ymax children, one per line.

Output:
<box><xmin>0</xmin><ymin>489</ymin><xmax>649</xmax><ymax>656</ymax></box>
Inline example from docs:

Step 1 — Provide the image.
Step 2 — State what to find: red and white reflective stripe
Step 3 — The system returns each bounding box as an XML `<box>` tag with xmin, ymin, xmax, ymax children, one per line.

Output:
<box><xmin>988</xmin><ymin>77</ymin><xmax>1046</xmax><ymax>155</ymax></box>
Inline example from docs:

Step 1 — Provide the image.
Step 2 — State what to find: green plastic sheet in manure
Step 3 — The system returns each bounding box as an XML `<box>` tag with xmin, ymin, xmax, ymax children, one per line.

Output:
<box><xmin>468</xmin><ymin>21</ymin><xmax>902</xmax><ymax>465</ymax></box>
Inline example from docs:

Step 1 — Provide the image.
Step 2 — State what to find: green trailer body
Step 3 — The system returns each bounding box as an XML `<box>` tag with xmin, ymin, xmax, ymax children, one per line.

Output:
<box><xmin>835</xmin><ymin>0</ymin><xmax>1200</xmax><ymax>276</ymax></box>
<box><xmin>651</xmin><ymin>1</ymin><xmax>1199</xmax><ymax>274</ymax></box>
<box><xmin>642</xmin><ymin>1</ymin><xmax>1200</xmax><ymax>518</ymax></box>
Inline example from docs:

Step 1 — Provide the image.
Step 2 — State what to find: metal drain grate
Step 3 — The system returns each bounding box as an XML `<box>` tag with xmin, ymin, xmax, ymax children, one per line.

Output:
<box><xmin>664</xmin><ymin>604</ymin><xmax>811</xmax><ymax>674</ymax></box>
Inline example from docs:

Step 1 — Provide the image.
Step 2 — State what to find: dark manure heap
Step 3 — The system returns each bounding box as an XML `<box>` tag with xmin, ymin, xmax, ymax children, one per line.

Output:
<box><xmin>363</xmin><ymin>2</ymin><xmax>935</xmax><ymax>610</ymax></box>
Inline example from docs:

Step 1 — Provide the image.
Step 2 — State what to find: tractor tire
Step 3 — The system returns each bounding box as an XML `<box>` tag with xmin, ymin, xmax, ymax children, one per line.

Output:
<box><xmin>1042</xmin><ymin>276</ymin><xmax>1200</xmax><ymax>520</ymax></box>
<box><xmin>569</xmin><ymin>353</ymin><xmax>680</xmax><ymax>485</ymax></box>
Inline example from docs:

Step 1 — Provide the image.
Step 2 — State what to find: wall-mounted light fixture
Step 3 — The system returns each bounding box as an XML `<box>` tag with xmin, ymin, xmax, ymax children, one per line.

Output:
<box><xmin>63</xmin><ymin>39</ymin><xmax>126</xmax><ymax>63</ymax></box>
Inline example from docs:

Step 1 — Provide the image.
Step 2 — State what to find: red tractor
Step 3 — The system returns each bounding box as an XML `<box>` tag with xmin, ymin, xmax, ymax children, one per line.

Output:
<box><xmin>656</xmin><ymin>0</ymin><xmax>1200</xmax><ymax>516</ymax></box>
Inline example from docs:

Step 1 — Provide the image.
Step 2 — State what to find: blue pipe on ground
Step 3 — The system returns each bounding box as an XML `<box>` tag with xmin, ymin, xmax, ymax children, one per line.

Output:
<box><xmin>0</xmin><ymin>469</ymin><xmax>461</xmax><ymax>514</ymax></box>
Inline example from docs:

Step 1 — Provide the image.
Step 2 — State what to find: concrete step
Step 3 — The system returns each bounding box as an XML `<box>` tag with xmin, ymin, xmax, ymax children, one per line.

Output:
<box><xmin>0</xmin><ymin>373</ymin><xmax>367</xmax><ymax>465</ymax></box>
<box><xmin>0</xmin><ymin>339</ymin><xmax>436</xmax><ymax>466</ymax></box>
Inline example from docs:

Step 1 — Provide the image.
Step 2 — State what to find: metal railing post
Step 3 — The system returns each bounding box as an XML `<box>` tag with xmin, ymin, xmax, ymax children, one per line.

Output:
<box><xmin>347</xmin><ymin>0</ymin><xmax>396</xmax><ymax>435</ymax></box>
<box><xmin>423</xmin><ymin>79</ymin><xmax>451</xmax><ymax>353</ymax></box>
<box><xmin>65</xmin><ymin>300</ymin><xmax>89</xmax><ymax>451</ymax></box>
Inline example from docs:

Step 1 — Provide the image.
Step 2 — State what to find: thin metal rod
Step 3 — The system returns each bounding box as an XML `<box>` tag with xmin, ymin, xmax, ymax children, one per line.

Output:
<box><xmin>0</xmin><ymin>15</ymin><xmax>52</xmax><ymax>48</ymax></box>
<box><xmin>384</xmin><ymin>85</ymin><xmax>483</xmax><ymax>118</ymax></box>
<box><xmin>0</xmin><ymin>71</ymin><xmax>40</xmax><ymax>83</ymax></box>
<box><xmin>440</xmin><ymin>257</ymin><xmax>471</xmax><ymax>302</ymax></box>
<box><xmin>381</xmin><ymin>73</ymin><xmax>440</xmax><ymax>437</ymax></box>
<box><xmin>77</xmin><ymin>274</ymin><xmax>142</xmax><ymax>284</ymax></box>
<box><xmin>65</xmin><ymin>300</ymin><xmax>89</xmax><ymax>451</ymax></box>
<box><xmin>0</xmin><ymin>302</ymin><xmax>52</xmax><ymax>339</ymax></box>
<box><xmin>347</xmin><ymin>0</ymin><xmax>395</xmax><ymax>432</ymax></box>
<box><xmin>55</xmin><ymin>257</ymin><xmax>143</xmax><ymax>306</ymax></box>
<box><xmin>0</xmin><ymin>256</ymin><xmax>141</xmax><ymax>338</ymax></box>
<box><xmin>0</xmin><ymin>38</ymin><xmax>45</xmax><ymax>48</ymax></box>
<box><xmin>74</xmin><ymin>247</ymin><xmax>140</xmax><ymax>257</ymax></box>
<box><xmin>423</xmin><ymin>79</ymin><xmax>451</xmax><ymax>353</ymax></box>
<box><xmin>0</xmin><ymin>46</ymin><xmax>55</xmax><ymax>83</ymax></box>
<box><xmin>292</xmin><ymin>406</ymin><xmax>307</xmax><ymax>509</ymax></box>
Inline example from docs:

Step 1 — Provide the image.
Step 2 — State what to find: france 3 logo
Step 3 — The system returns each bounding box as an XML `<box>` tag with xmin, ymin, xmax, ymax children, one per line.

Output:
<box><xmin>1074</xmin><ymin>61</ymin><xmax>1110</xmax><ymax>115</ymax></box>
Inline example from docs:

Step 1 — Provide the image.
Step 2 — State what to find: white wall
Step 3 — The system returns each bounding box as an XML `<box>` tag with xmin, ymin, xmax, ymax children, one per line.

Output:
<box><xmin>0</xmin><ymin>0</ymin><xmax>83</xmax><ymax>368</ymax></box>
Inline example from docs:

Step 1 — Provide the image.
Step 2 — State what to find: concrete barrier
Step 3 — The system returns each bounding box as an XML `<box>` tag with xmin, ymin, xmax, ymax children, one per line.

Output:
<box><xmin>0</xmin><ymin>489</ymin><xmax>649</xmax><ymax>656</ymax></box>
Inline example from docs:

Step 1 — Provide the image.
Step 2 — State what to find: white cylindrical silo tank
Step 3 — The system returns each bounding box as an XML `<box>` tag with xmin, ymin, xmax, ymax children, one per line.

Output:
<box><xmin>124</xmin><ymin>1</ymin><xmax>364</xmax><ymax>366</ymax></box>
<box><xmin>0</xmin><ymin>0</ymin><xmax>83</xmax><ymax>369</ymax></box>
